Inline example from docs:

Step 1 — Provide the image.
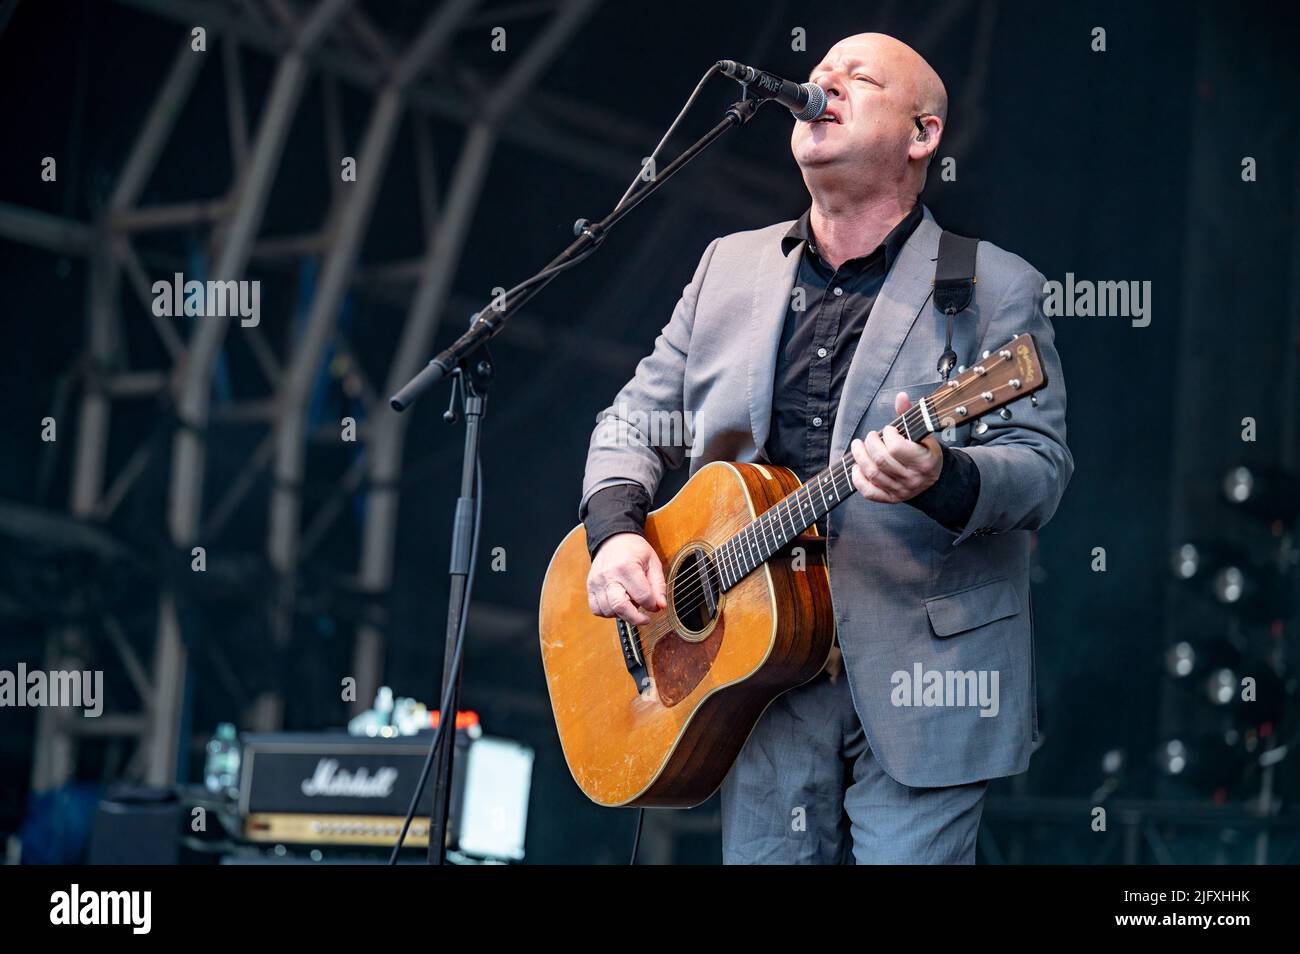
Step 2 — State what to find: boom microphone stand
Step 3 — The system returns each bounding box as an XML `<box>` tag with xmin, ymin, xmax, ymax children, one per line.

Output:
<box><xmin>389</xmin><ymin>78</ymin><xmax>769</xmax><ymax>865</ymax></box>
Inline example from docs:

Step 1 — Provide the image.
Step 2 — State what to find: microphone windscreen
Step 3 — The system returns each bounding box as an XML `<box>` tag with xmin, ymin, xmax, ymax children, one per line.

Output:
<box><xmin>792</xmin><ymin>83</ymin><xmax>827</xmax><ymax>123</ymax></box>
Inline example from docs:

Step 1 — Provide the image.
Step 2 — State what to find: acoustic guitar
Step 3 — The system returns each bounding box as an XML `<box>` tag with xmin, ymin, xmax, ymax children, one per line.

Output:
<box><xmin>539</xmin><ymin>334</ymin><xmax>1047</xmax><ymax>807</ymax></box>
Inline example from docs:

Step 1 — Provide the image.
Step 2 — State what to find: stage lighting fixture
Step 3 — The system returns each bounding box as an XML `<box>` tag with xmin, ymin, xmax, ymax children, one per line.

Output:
<box><xmin>1159</xmin><ymin>739</ymin><xmax>1188</xmax><ymax>775</ymax></box>
<box><xmin>1212</xmin><ymin>566</ymin><xmax>1245</xmax><ymax>604</ymax></box>
<box><xmin>1166</xmin><ymin>641</ymin><xmax>1196</xmax><ymax>677</ymax></box>
<box><xmin>1223</xmin><ymin>466</ymin><xmax>1254</xmax><ymax>504</ymax></box>
<box><xmin>1221</xmin><ymin>464</ymin><xmax>1300</xmax><ymax>524</ymax></box>
<box><xmin>1206</xmin><ymin>668</ymin><xmax>1238</xmax><ymax>705</ymax></box>
<box><xmin>1159</xmin><ymin>738</ymin><xmax>1190</xmax><ymax>779</ymax></box>
<box><xmin>1172</xmin><ymin>543</ymin><xmax>1199</xmax><ymax>580</ymax></box>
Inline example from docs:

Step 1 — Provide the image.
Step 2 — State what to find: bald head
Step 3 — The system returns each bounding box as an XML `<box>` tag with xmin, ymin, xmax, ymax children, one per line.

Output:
<box><xmin>791</xmin><ymin>32</ymin><xmax>949</xmax><ymax>202</ymax></box>
<box><xmin>817</xmin><ymin>33</ymin><xmax>947</xmax><ymax>122</ymax></box>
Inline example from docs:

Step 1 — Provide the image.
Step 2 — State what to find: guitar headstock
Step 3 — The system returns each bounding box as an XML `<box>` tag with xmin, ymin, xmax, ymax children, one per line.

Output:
<box><xmin>920</xmin><ymin>333</ymin><xmax>1047</xmax><ymax>433</ymax></box>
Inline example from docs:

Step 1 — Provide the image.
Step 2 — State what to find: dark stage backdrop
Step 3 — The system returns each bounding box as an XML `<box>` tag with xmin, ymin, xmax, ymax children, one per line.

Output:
<box><xmin>0</xmin><ymin>0</ymin><xmax>1296</xmax><ymax>864</ymax></box>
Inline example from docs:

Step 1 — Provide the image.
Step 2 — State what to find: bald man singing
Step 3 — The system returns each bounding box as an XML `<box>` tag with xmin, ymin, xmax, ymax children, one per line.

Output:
<box><xmin>578</xmin><ymin>34</ymin><xmax>1072</xmax><ymax>863</ymax></box>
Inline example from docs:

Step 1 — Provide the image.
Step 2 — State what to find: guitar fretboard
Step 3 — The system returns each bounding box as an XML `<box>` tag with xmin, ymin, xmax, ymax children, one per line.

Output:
<box><xmin>711</xmin><ymin>400</ymin><xmax>935</xmax><ymax>592</ymax></box>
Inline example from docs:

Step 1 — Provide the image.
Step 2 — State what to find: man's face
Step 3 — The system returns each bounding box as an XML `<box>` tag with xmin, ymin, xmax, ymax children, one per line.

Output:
<box><xmin>790</xmin><ymin>36</ymin><xmax>918</xmax><ymax>179</ymax></box>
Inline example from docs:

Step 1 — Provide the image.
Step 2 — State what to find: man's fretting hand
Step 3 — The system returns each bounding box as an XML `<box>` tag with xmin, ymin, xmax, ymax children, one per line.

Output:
<box><xmin>849</xmin><ymin>391</ymin><xmax>943</xmax><ymax>503</ymax></box>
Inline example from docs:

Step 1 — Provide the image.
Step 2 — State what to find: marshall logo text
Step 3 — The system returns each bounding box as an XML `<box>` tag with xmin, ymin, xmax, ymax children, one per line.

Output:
<box><xmin>300</xmin><ymin>758</ymin><xmax>398</xmax><ymax>798</ymax></box>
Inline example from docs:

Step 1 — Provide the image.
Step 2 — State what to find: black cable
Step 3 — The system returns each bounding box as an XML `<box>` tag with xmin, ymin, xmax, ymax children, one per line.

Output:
<box><xmin>468</xmin><ymin>242</ymin><xmax>600</xmax><ymax>333</ymax></box>
<box><xmin>464</xmin><ymin>63</ymin><xmax>720</xmax><ymax>341</ymax></box>
<box><xmin>388</xmin><ymin>455</ymin><xmax>483</xmax><ymax>865</ymax></box>
<box><xmin>614</xmin><ymin>64</ymin><xmax>721</xmax><ymax>213</ymax></box>
<box><xmin>629</xmin><ymin>807</ymin><xmax>645</xmax><ymax>864</ymax></box>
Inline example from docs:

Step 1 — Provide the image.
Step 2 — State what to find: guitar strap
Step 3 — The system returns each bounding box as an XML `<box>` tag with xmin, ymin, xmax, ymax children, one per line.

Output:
<box><xmin>934</xmin><ymin>230</ymin><xmax>1041</xmax><ymax>709</ymax></box>
<box><xmin>932</xmin><ymin>230</ymin><xmax>979</xmax><ymax>381</ymax></box>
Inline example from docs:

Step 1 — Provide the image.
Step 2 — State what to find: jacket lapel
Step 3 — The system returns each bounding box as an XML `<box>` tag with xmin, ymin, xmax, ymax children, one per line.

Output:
<box><xmin>830</xmin><ymin>210</ymin><xmax>942</xmax><ymax>457</ymax></box>
<box><xmin>746</xmin><ymin>228</ymin><xmax>803</xmax><ymax>455</ymax></box>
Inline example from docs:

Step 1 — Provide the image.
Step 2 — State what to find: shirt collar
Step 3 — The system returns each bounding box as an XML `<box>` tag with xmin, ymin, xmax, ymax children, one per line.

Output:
<box><xmin>781</xmin><ymin>201</ymin><xmax>924</xmax><ymax>271</ymax></box>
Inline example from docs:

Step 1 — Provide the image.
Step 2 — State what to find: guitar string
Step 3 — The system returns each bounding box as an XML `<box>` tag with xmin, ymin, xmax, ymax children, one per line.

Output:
<box><xmin>638</xmin><ymin>356</ymin><xmax>1027</xmax><ymax>629</ymax></box>
<box><xmin>630</xmin><ymin>367</ymin><xmax>1027</xmax><ymax>643</ymax></box>
<box><xmin>627</xmin><ymin>365</ymin><xmax>1032</xmax><ymax>649</ymax></box>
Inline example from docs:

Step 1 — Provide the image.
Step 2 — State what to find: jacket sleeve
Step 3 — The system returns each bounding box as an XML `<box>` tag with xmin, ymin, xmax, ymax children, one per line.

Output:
<box><xmin>944</xmin><ymin>264</ymin><xmax>1073</xmax><ymax>547</ymax></box>
<box><xmin>578</xmin><ymin>237</ymin><xmax>721</xmax><ymax>519</ymax></box>
<box><xmin>582</xmin><ymin>484</ymin><xmax>652</xmax><ymax>559</ymax></box>
<box><xmin>907</xmin><ymin>444</ymin><xmax>981</xmax><ymax>531</ymax></box>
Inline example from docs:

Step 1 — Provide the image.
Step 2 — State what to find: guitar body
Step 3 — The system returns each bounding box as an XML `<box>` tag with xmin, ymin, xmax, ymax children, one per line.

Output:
<box><xmin>539</xmin><ymin>461</ymin><xmax>836</xmax><ymax>808</ymax></box>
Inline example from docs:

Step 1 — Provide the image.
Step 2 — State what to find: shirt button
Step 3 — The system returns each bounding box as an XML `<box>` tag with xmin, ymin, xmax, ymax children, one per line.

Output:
<box><xmin>817</xmin><ymin>347</ymin><xmax>828</xmax><ymax>359</ymax></box>
<box><xmin>833</xmin><ymin>287</ymin><xmax>843</xmax><ymax>296</ymax></box>
<box><xmin>812</xmin><ymin>417</ymin><xmax>824</xmax><ymax>427</ymax></box>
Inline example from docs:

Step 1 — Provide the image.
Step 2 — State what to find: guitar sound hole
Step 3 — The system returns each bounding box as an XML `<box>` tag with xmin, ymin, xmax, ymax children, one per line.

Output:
<box><xmin>671</xmin><ymin>547</ymin><xmax>720</xmax><ymax>636</ymax></box>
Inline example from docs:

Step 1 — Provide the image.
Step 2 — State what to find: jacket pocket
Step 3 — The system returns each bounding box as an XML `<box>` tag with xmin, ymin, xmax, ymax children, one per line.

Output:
<box><xmin>924</xmin><ymin>577</ymin><xmax>1021</xmax><ymax>637</ymax></box>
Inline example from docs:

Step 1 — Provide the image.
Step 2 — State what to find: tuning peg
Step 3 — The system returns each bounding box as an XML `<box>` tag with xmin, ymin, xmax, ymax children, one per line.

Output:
<box><xmin>999</xmin><ymin>407</ymin><xmax>1013</xmax><ymax>420</ymax></box>
<box><xmin>1030</xmin><ymin>394</ymin><xmax>1039</xmax><ymax>407</ymax></box>
<box><xmin>981</xmin><ymin>350</ymin><xmax>991</xmax><ymax>359</ymax></box>
<box><xmin>974</xmin><ymin>421</ymin><xmax>989</xmax><ymax>435</ymax></box>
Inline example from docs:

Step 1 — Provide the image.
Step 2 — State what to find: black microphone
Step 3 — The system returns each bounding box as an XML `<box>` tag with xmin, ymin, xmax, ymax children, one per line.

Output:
<box><xmin>717</xmin><ymin>60</ymin><xmax>827</xmax><ymax>122</ymax></box>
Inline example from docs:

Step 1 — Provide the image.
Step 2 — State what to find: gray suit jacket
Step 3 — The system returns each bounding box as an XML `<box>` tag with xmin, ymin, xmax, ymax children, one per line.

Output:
<box><xmin>581</xmin><ymin>206</ymin><xmax>1073</xmax><ymax>787</ymax></box>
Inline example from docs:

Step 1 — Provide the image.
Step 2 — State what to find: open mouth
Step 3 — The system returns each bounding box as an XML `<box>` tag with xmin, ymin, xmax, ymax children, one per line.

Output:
<box><xmin>811</xmin><ymin>113</ymin><xmax>840</xmax><ymax>124</ymax></box>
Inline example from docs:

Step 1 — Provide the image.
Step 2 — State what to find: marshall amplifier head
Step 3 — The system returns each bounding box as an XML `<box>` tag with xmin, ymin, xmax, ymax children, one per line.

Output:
<box><xmin>237</xmin><ymin>731</ymin><xmax>471</xmax><ymax>848</ymax></box>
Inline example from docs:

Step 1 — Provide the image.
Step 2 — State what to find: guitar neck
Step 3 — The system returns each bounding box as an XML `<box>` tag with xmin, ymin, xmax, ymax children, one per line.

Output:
<box><xmin>709</xmin><ymin>334</ymin><xmax>1045</xmax><ymax>593</ymax></box>
<box><xmin>710</xmin><ymin>419</ymin><xmax>906</xmax><ymax>594</ymax></box>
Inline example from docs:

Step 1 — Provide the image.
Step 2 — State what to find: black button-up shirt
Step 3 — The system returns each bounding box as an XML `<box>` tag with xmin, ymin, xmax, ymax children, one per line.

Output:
<box><xmin>767</xmin><ymin>203</ymin><xmax>922</xmax><ymax>485</ymax></box>
<box><xmin>582</xmin><ymin>205</ymin><xmax>979</xmax><ymax>557</ymax></box>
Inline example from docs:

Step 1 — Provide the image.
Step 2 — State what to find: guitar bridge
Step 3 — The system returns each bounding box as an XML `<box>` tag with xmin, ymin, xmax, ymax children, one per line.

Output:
<box><xmin>615</xmin><ymin>618</ymin><xmax>651</xmax><ymax>692</ymax></box>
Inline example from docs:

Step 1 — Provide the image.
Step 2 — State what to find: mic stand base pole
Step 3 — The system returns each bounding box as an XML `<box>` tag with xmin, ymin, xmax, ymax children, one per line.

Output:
<box><xmin>426</xmin><ymin>353</ymin><xmax>492</xmax><ymax>864</ymax></box>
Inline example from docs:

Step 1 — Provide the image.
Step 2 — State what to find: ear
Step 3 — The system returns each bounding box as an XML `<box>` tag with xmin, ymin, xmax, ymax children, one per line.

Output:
<box><xmin>908</xmin><ymin>114</ymin><xmax>943</xmax><ymax>164</ymax></box>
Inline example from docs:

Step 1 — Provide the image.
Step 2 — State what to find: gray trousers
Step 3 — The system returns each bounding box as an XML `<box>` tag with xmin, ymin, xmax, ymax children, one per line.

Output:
<box><xmin>719</xmin><ymin>668</ymin><xmax>989</xmax><ymax>864</ymax></box>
